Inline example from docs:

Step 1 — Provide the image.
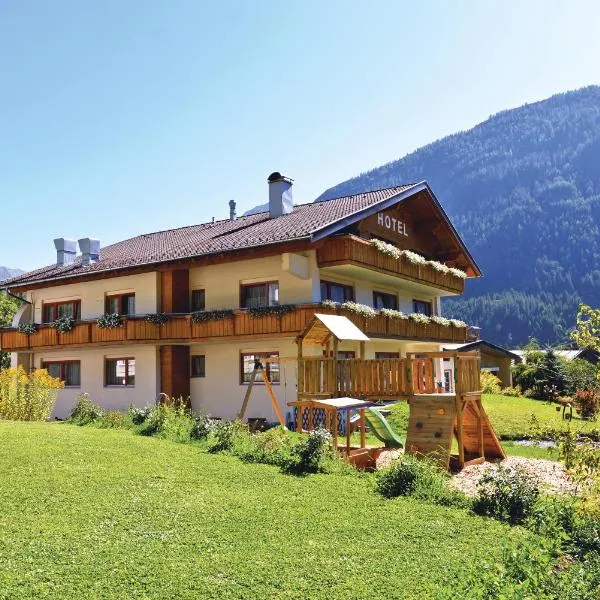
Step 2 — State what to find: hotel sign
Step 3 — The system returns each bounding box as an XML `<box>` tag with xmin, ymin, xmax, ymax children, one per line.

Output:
<box><xmin>377</xmin><ymin>211</ymin><xmax>409</xmax><ymax>237</ymax></box>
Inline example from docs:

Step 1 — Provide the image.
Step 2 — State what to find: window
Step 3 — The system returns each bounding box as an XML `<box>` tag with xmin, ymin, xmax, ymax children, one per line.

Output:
<box><xmin>191</xmin><ymin>355</ymin><xmax>206</xmax><ymax>378</ymax></box>
<box><xmin>373</xmin><ymin>291</ymin><xmax>398</xmax><ymax>310</ymax></box>
<box><xmin>412</xmin><ymin>299</ymin><xmax>432</xmax><ymax>316</ymax></box>
<box><xmin>320</xmin><ymin>280</ymin><xmax>354</xmax><ymax>303</ymax></box>
<box><xmin>105</xmin><ymin>293</ymin><xmax>135</xmax><ymax>316</ymax></box>
<box><xmin>42</xmin><ymin>300</ymin><xmax>81</xmax><ymax>323</ymax></box>
<box><xmin>337</xmin><ymin>351</ymin><xmax>355</xmax><ymax>359</ymax></box>
<box><xmin>240</xmin><ymin>352</ymin><xmax>279</xmax><ymax>384</ymax></box>
<box><xmin>375</xmin><ymin>352</ymin><xmax>400</xmax><ymax>359</ymax></box>
<box><xmin>191</xmin><ymin>289</ymin><xmax>206</xmax><ymax>312</ymax></box>
<box><xmin>240</xmin><ymin>282</ymin><xmax>279</xmax><ymax>309</ymax></box>
<box><xmin>444</xmin><ymin>369</ymin><xmax>453</xmax><ymax>393</ymax></box>
<box><xmin>105</xmin><ymin>357</ymin><xmax>135</xmax><ymax>386</ymax></box>
<box><xmin>43</xmin><ymin>361</ymin><xmax>80</xmax><ymax>387</ymax></box>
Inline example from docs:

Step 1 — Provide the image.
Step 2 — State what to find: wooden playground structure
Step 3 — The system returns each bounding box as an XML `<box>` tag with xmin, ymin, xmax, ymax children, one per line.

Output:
<box><xmin>240</xmin><ymin>314</ymin><xmax>505</xmax><ymax>470</ymax></box>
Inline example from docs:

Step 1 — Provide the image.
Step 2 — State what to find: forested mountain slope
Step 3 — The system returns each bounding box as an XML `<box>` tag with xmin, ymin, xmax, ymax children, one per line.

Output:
<box><xmin>319</xmin><ymin>86</ymin><xmax>600</xmax><ymax>346</ymax></box>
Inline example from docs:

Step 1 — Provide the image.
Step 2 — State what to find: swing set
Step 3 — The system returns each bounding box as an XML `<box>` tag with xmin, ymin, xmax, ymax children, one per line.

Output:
<box><xmin>237</xmin><ymin>314</ymin><xmax>505</xmax><ymax>470</ymax></box>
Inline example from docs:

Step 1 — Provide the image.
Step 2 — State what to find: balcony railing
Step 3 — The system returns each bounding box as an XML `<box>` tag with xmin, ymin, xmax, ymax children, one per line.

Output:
<box><xmin>0</xmin><ymin>304</ymin><xmax>468</xmax><ymax>352</ymax></box>
<box><xmin>317</xmin><ymin>235</ymin><xmax>465</xmax><ymax>293</ymax></box>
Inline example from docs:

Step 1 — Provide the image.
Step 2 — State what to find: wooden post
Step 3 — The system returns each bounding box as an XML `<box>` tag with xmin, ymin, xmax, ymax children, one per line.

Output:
<box><xmin>296</xmin><ymin>403</ymin><xmax>303</xmax><ymax>433</ymax></box>
<box><xmin>455</xmin><ymin>395</ymin><xmax>465</xmax><ymax>467</ymax></box>
<box><xmin>261</xmin><ymin>366</ymin><xmax>285</xmax><ymax>427</ymax></box>
<box><xmin>359</xmin><ymin>341</ymin><xmax>365</xmax><ymax>359</ymax></box>
<box><xmin>238</xmin><ymin>367</ymin><xmax>258</xmax><ymax>421</ymax></box>
<box><xmin>346</xmin><ymin>410</ymin><xmax>351</xmax><ymax>454</ymax></box>
<box><xmin>332</xmin><ymin>410</ymin><xmax>338</xmax><ymax>450</ymax></box>
<box><xmin>359</xmin><ymin>408</ymin><xmax>366</xmax><ymax>449</ymax></box>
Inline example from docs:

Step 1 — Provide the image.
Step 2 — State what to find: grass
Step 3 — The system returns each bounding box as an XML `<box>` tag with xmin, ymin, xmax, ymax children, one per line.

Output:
<box><xmin>481</xmin><ymin>394</ymin><xmax>598</xmax><ymax>440</ymax></box>
<box><xmin>0</xmin><ymin>421</ymin><xmax>532</xmax><ymax>599</ymax></box>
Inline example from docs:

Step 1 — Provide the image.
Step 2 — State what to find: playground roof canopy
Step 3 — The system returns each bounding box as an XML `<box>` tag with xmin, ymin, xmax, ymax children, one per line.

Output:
<box><xmin>300</xmin><ymin>313</ymin><xmax>370</xmax><ymax>346</ymax></box>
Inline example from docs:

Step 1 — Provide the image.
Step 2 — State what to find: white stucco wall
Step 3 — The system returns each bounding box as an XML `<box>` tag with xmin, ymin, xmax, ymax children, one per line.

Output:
<box><xmin>34</xmin><ymin>344</ymin><xmax>159</xmax><ymax>419</ymax></box>
<box><xmin>28</xmin><ymin>272</ymin><xmax>160</xmax><ymax>322</ymax></box>
<box><xmin>189</xmin><ymin>252</ymin><xmax>318</xmax><ymax>310</ymax></box>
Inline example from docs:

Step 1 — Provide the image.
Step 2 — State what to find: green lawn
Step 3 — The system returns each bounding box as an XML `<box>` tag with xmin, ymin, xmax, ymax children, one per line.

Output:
<box><xmin>0</xmin><ymin>421</ymin><xmax>531</xmax><ymax>599</ymax></box>
<box><xmin>481</xmin><ymin>394</ymin><xmax>598</xmax><ymax>440</ymax></box>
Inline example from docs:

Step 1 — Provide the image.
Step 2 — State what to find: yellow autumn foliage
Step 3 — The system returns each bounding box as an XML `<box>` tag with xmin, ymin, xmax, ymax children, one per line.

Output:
<box><xmin>0</xmin><ymin>366</ymin><xmax>63</xmax><ymax>421</ymax></box>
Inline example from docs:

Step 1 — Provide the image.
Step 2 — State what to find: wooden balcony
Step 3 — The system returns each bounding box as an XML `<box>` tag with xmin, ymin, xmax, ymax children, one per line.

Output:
<box><xmin>297</xmin><ymin>352</ymin><xmax>482</xmax><ymax>400</ymax></box>
<box><xmin>0</xmin><ymin>304</ymin><xmax>468</xmax><ymax>352</ymax></box>
<box><xmin>317</xmin><ymin>235</ymin><xmax>465</xmax><ymax>293</ymax></box>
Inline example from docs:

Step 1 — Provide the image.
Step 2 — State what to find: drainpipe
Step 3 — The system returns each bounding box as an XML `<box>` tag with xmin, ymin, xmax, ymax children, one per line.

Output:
<box><xmin>1</xmin><ymin>288</ymin><xmax>31</xmax><ymax>305</ymax></box>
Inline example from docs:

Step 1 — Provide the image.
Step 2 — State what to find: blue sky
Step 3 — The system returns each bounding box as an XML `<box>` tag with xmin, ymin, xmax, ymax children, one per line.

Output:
<box><xmin>2</xmin><ymin>0</ymin><xmax>599</xmax><ymax>270</ymax></box>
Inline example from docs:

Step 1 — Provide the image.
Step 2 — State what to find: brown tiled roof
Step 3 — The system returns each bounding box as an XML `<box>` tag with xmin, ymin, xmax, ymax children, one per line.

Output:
<box><xmin>2</xmin><ymin>184</ymin><xmax>419</xmax><ymax>288</ymax></box>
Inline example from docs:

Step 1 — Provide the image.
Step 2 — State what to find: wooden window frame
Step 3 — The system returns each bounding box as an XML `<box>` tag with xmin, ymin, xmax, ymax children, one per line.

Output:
<box><xmin>320</xmin><ymin>280</ymin><xmax>354</xmax><ymax>302</ymax></box>
<box><xmin>412</xmin><ymin>299</ymin><xmax>433</xmax><ymax>316</ymax></box>
<box><xmin>240</xmin><ymin>281</ymin><xmax>279</xmax><ymax>309</ymax></box>
<box><xmin>191</xmin><ymin>289</ymin><xmax>206</xmax><ymax>312</ymax></box>
<box><xmin>375</xmin><ymin>352</ymin><xmax>400</xmax><ymax>359</ymax></box>
<box><xmin>191</xmin><ymin>355</ymin><xmax>206</xmax><ymax>378</ymax></box>
<box><xmin>105</xmin><ymin>293</ymin><xmax>136</xmax><ymax>316</ymax></box>
<box><xmin>104</xmin><ymin>357</ymin><xmax>135</xmax><ymax>387</ymax></box>
<box><xmin>337</xmin><ymin>351</ymin><xmax>356</xmax><ymax>359</ymax></box>
<box><xmin>373</xmin><ymin>290</ymin><xmax>398</xmax><ymax>310</ymax></box>
<box><xmin>42</xmin><ymin>360</ymin><xmax>81</xmax><ymax>387</ymax></box>
<box><xmin>42</xmin><ymin>300</ymin><xmax>81</xmax><ymax>323</ymax></box>
<box><xmin>240</xmin><ymin>352</ymin><xmax>280</xmax><ymax>385</ymax></box>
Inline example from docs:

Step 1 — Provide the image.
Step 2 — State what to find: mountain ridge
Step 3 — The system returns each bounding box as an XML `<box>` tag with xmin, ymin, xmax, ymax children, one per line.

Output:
<box><xmin>317</xmin><ymin>86</ymin><xmax>600</xmax><ymax>346</ymax></box>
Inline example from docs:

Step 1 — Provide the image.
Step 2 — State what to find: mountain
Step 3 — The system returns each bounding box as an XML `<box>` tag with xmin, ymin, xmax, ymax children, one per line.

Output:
<box><xmin>317</xmin><ymin>86</ymin><xmax>600</xmax><ymax>347</ymax></box>
<box><xmin>0</xmin><ymin>267</ymin><xmax>24</xmax><ymax>281</ymax></box>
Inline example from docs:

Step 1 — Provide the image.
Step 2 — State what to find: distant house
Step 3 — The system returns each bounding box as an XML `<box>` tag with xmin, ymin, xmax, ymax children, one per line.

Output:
<box><xmin>510</xmin><ymin>347</ymin><xmax>600</xmax><ymax>365</ymax></box>
<box><xmin>444</xmin><ymin>340</ymin><xmax>521</xmax><ymax>388</ymax></box>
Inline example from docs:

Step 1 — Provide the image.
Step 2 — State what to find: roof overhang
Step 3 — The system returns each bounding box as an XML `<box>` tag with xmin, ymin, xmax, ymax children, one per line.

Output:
<box><xmin>310</xmin><ymin>181</ymin><xmax>482</xmax><ymax>277</ymax></box>
<box><xmin>299</xmin><ymin>313</ymin><xmax>370</xmax><ymax>346</ymax></box>
<box><xmin>444</xmin><ymin>340</ymin><xmax>521</xmax><ymax>361</ymax></box>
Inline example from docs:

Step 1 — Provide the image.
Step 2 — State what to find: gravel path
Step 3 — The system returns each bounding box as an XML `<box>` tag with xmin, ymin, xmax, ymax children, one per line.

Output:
<box><xmin>376</xmin><ymin>450</ymin><xmax>577</xmax><ymax>496</ymax></box>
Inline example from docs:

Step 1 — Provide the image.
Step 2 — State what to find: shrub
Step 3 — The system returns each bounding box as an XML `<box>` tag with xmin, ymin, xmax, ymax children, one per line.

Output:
<box><xmin>473</xmin><ymin>465</ymin><xmax>540</xmax><ymax>524</ymax></box>
<box><xmin>480</xmin><ymin>370</ymin><xmax>501</xmax><ymax>394</ymax></box>
<box><xmin>190</xmin><ymin>411</ymin><xmax>214</xmax><ymax>440</ymax></box>
<box><xmin>100</xmin><ymin>411</ymin><xmax>128</xmax><ymax>428</ymax></box>
<box><xmin>69</xmin><ymin>393</ymin><xmax>104</xmax><ymax>425</ymax></box>
<box><xmin>375</xmin><ymin>454</ymin><xmax>467</xmax><ymax>506</ymax></box>
<box><xmin>574</xmin><ymin>388</ymin><xmax>599</xmax><ymax>419</ymax></box>
<box><xmin>232</xmin><ymin>426</ymin><xmax>296</xmax><ymax>466</ymax></box>
<box><xmin>128</xmin><ymin>405</ymin><xmax>153</xmax><ymax>425</ymax></box>
<box><xmin>207</xmin><ymin>420</ymin><xmax>243</xmax><ymax>453</ymax></box>
<box><xmin>139</xmin><ymin>402</ymin><xmax>196</xmax><ymax>442</ymax></box>
<box><xmin>50</xmin><ymin>315</ymin><xmax>75</xmax><ymax>333</ymax></box>
<box><xmin>563</xmin><ymin>358</ymin><xmax>599</xmax><ymax>395</ymax></box>
<box><xmin>0</xmin><ymin>366</ymin><xmax>63</xmax><ymax>421</ymax></box>
<box><xmin>500</xmin><ymin>385</ymin><xmax>522</xmax><ymax>397</ymax></box>
<box><xmin>281</xmin><ymin>428</ymin><xmax>331</xmax><ymax>475</ymax></box>
<box><xmin>96</xmin><ymin>313</ymin><xmax>123</xmax><ymax>329</ymax></box>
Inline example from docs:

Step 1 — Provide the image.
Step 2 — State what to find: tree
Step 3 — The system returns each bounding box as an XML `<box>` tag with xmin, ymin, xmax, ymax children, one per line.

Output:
<box><xmin>0</xmin><ymin>292</ymin><xmax>20</xmax><ymax>369</ymax></box>
<box><xmin>536</xmin><ymin>349</ymin><xmax>568</xmax><ymax>400</ymax></box>
<box><xmin>572</xmin><ymin>304</ymin><xmax>600</xmax><ymax>352</ymax></box>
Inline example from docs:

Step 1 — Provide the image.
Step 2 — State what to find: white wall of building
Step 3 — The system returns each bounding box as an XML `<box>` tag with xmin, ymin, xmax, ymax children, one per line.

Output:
<box><xmin>34</xmin><ymin>344</ymin><xmax>159</xmax><ymax>419</ymax></box>
<box><xmin>28</xmin><ymin>272</ymin><xmax>160</xmax><ymax>322</ymax></box>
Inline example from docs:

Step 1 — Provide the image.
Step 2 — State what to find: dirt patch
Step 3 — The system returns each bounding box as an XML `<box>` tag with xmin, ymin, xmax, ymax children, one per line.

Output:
<box><xmin>376</xmin><ymin>450</ymin><xmax>577</xmax><ymax>496</ymax></box>
<box><xmin>450</xmin><ymin>456</ymin><xmax>578</xmax><ymax>496</ymax></box>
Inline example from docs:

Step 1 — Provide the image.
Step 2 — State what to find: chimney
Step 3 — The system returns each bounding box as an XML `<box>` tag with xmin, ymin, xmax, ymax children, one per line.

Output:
<box><xmin>229</xmin><ymin>199</ymin><xmax>236</xmax><ymax>221</ymax></box>
<box><xmin>267</xmin><ymin>172</ymin><xmax>293</xmax><ymax>217</ymax></box>
<box><xmin>78</xmin><ymin>238</ymin><xmax>100</xmax><ymax>265</ymax></box>
<box><xmin>54</xmin><ymin>238</ymin><xmax>77</xmax><ymax>266</ymax></box>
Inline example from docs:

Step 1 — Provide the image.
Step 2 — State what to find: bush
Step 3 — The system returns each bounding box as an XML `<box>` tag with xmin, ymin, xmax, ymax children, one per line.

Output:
<box><xmin>100</xmin><ymin>411</ymin><xmax>128</xmax><ymax>428</ymax></box>
<box><xmin>0</xmin><ymin>367</ymin><xmax>63</xmax><ymax>421</ymax></box>
<box><xmin>500</xmin><ymin>385</ymin><xmax>522</xmax><ymax>397</ymax></box>
<box><xmin>69</xmin><ymin>393</ymin><xmax>104</xmax><ymax>425</ymax></box>
<box><xmin>574</xmin><ymin>388</ymin><xmax>599</xmax><ymax>420</ymax></box>
<box><xmin>375</xmin><ymin>454</ymin><xmax>468</xmax><ymax>507</ymax></box>
<box><xmin>232</xmin><ymin>426</ymin><xmax>296</xmax><ymax>466</ymax></box>
<box><xmin>139</xmin><ymin>402</ymin><xmax>196</xmax><ymax>442</ymax></box>
<box><xmin>563</xmin><ymin>358</ymin><xmax>599</xmax><ymax>395</ymax></box>
<box><xmin>190</xmin><ymin>411</ymin><xmax>214</xmax><ymax>440</ymax></box>
<box><xmin>207</xmin><ymin>420</ymin><xmax>243</xmax><ymax>453</ymax></box>
<box><xmin>128</xmin><ymin>405</ymin><xmax>153</xmax><ymax>425</ymax></box>
<box><xmin>480</xmin><ymin>370</ymin><xmax>501</xmax><ymax>394</ymax></box>
<box><xmin>473</xmin><ymin>465</ymin><xmax>540</xmax><ymax>524</ymax></box>
<box><xmin>281</xmin><ymin>428</ymin><xmax>331</xmax><ymax>475</ymax></box>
